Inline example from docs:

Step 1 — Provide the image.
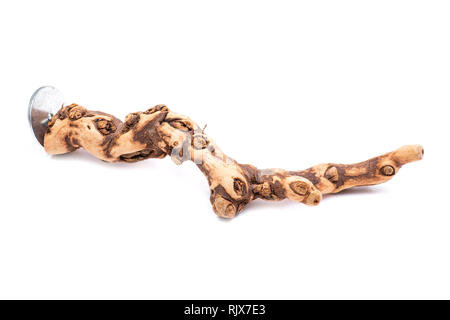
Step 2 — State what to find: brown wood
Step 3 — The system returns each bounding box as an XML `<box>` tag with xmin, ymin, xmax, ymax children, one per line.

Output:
<box><xmin>44</xmin><ymin>103</ymin><xmax>424</xmax><ymax>218</ymax></box>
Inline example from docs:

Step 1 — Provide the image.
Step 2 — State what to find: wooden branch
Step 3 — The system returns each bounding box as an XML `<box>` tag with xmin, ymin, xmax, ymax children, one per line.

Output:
<box><xmin>296</xmin><ymin>145</ymin><xmax>424</xmax><ymax>194</ymax></box>
<box><xmin>44</xmin><ymin>103</ymin><xmax>423</xmax><ymax>218</ymax></box>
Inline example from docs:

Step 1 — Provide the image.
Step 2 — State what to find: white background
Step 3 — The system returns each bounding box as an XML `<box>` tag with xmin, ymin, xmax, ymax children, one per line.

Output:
<box><xmin>0</xmin><ymin>0</ymin><xmax>449</xmax><ymax>299</ymax></box>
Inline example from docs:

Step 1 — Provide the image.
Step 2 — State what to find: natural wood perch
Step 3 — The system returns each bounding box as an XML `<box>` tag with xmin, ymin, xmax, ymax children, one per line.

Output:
<box><xmin>44</xmin><ymin>103</ymin><xmax>423</xmax><ymax>218</ymax></box>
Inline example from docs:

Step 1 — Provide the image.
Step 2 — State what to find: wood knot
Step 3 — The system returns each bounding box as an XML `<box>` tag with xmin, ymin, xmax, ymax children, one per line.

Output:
<box><xmin>289</xmin><ymin>181</ymin><xmax>309</xmax><ymax>196</ymax></box>
<box><xmin>67</xmin><ymin>104</ymin><xmax>87</xmax><ymax>120</ymax></box>
<box><xmin>212</xmin><ymin>195</ymin><xmax>237</xmax><ymax>218</ymax></box>
<box><xmin>125</xmin><ymin>112</ymin><xmax>140</xmax><ymax>127</ymax></box>
<box><xmin>304</xmin><ymin>190</ymin><xmax>322</xmax><ymax>206</ymax></box>
<box><xmin>144</xmin><ymin>104</ymin><xmax>168</xmax><ymax>114</ymax></box>
<box><xmin>95</xmin><ymin>118</ymin><xmax>116</xmax><ymax>135</ymax></box>
<box><xmin>233</xmin><ymin>178</ymin><xmax>247</xmax><ymax>196</ymax></box>
<box><xmin>253</xmin><ymin>182</ymin><xmax>271</xmax><ymax>197</ymax></box>
<box><xmin>192</xmin><ymin>134</ymin><xmax>209</xmax><ymax>149</ymax></box>
<box><xmin>380</xmin><ymin>165</ymin><xmax>395</xmax><ymax>176</ymax></box>
<box><xmin>325</xmin><ymin>166</ymin><xmax>339</xmax><ymax>183</ymax></box>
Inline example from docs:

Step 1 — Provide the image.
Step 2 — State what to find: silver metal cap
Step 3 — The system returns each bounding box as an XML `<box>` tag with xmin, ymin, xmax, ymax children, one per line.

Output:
<box><xmin>28</xmin><ymin>86</ymin><xmax>64</xmax><ymax>146</ymax></box>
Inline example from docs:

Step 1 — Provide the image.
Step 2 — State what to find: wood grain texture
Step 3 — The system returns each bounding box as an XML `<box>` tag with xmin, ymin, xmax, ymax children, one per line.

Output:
<box><xmin>44</xmin><ymin>103</ymin><xmax>423</xmax><ymax>218</ymax></box>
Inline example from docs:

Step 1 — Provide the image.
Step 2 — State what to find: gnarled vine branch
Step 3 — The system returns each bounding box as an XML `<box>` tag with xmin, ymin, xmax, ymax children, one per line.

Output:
<box><xmin>44</xmin><ymin>103</ymin><xmax>423</xmax><ymax>218</ymax></box>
